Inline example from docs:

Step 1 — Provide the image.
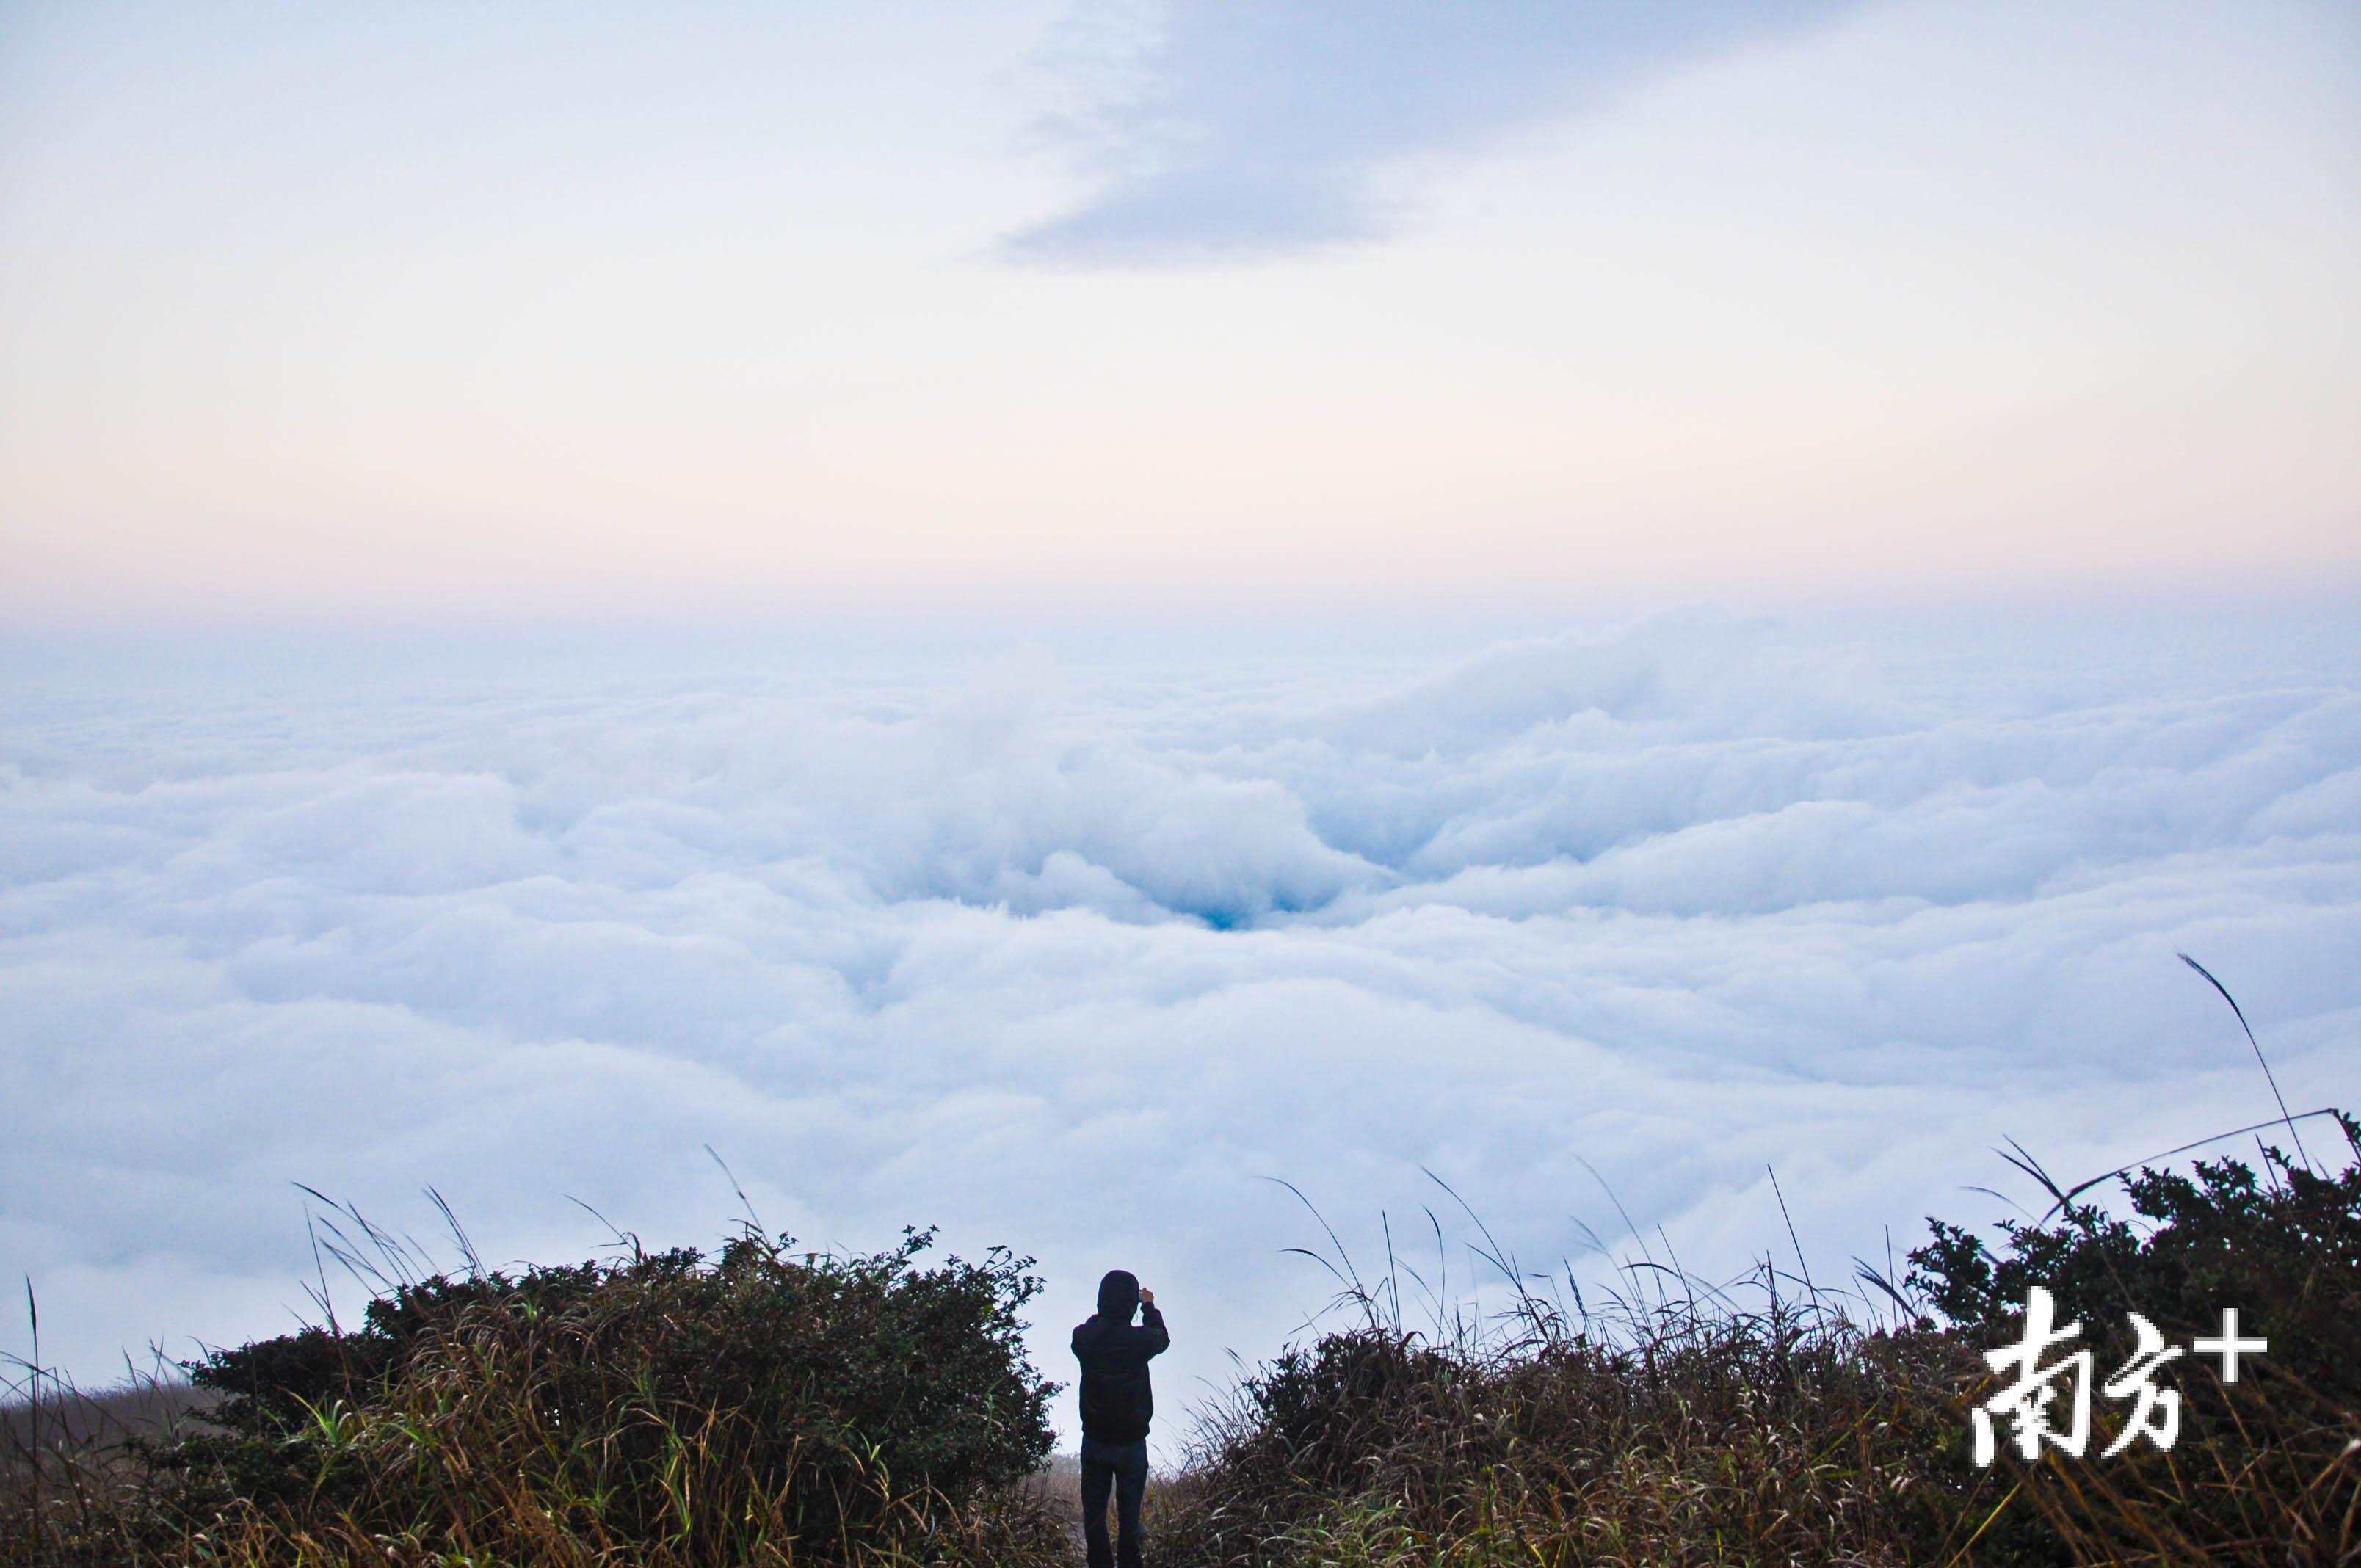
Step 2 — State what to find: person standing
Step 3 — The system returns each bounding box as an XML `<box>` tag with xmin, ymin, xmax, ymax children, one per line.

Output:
<box><xmin>1071</xmin><ymin>1269</ymin><xmax>1169</xmax><ymax>1568</ymax></box>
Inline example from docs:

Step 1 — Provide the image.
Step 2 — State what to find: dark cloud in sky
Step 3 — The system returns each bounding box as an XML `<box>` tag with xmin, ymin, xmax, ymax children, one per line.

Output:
<box><xmin>4</xmin><ymin>613</ymin><xmax>2357</xmax><ymax>1457</ymax></box>
<box><xmin>1009</xmin><ymin>0</ymin><xmax>1867</xmax><ymax>262</ymax></box>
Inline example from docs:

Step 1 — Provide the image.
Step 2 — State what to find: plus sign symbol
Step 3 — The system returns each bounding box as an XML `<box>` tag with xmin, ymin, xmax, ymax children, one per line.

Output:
<box><xmin>2191</xmin><ymin>1309</ymin><xmax>2268</xmax><ymax>1383</ymax></box>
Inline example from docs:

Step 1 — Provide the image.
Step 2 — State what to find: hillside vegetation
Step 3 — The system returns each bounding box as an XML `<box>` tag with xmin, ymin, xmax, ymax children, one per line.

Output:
<box><xmin>6</xmin><ymin>1121</ymin><xmax>2356</xmax><ymax>1566</ymax></box>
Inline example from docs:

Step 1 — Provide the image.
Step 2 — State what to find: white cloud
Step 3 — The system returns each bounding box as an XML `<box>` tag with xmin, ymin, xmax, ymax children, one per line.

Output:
<box><xmin>1010</xmin><ymin>0</ymin><xmax>1866</xmax><ymax>261</ymax></box>
<box><xmin>3</xmin><ymin>611</ymin><xmax>2357</xmax><ymax>1460</ymax></box>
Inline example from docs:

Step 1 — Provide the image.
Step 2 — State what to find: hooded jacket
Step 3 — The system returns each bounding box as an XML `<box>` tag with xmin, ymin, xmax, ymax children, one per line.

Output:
<box><xmin>1071</xmin><ymin>1270</ymin><xmax>1169</xmax><ymax>1445</ymax></box>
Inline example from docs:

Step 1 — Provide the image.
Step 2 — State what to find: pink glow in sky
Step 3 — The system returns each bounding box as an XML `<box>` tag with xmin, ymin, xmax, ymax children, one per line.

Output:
<box><xmin>1</xmin><ymin>0</ymin><xmax>2357</xmax><ymax>625</ymax></box>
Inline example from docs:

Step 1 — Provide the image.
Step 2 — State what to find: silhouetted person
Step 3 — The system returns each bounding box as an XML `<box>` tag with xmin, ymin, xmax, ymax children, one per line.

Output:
<box><xmin>1072</xmin><ymin>1268</ymin><xmax>1168</xmax><ymax>1568</ymax></box>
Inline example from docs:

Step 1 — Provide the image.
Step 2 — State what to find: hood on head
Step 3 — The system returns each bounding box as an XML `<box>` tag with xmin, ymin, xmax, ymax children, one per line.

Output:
<box><xmin>1096</xmin><ymin>1269</ymin><xmax>1139</xmax><ymax>1321</ymax></box>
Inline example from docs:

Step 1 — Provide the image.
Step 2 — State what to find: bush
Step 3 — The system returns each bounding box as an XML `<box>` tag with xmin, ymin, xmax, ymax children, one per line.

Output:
<box><xmin>134</xmin><ymin>1226</ymin><xmax>1059</xmax><ymax>1565</ymax></box>
<box><xmin>1166</xmin><ymin>1285</ymin><xmax>2006</xmax><ymax>1567</ymax></box>
<box><xmin>11</xmin><ymin>1117</ymin><xmax>2354</xmax><ymax>1565</ymax></box>
<box><xmin>1909</xmin><ymin>1118</ymin><xmax>2361</xmax><ymax>1398</ymax></box>
<box><xmin>1906</xmin><ymin>1114</ymin><xmax>2361</xmax><ymax>1565</ymax></box>
<box><xmin>1155</xmin><ymin>1119</ymin><xmax>2361</xmax><ymax>1567</ymax></box>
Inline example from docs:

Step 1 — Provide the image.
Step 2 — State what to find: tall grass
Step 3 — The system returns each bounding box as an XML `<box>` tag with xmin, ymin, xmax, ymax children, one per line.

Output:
<box><xmin>1145</xmin><ymin>965</ymin><xmax>2361</xmax><ymax>1567</ymax></box>
<box><xmin>1164</xmin><ymin>1183</ymin><xmax>2005</xmax><ymax>1567</ymax></box>
<box><xmin>1158</xmin><ymin>1115</ymin><xmax>2359</xmax><ymax>1567</ymax></box>
<box><xmin>6</xmin><ymin>1216</ymin><xmax>1064</xmax><ymax>1567</ymax></box>
<box><xmin>10</xmin><ymin>1134</ymin><xmax>2354</xmax><ymax>1566</ymax></box>
<box><xmin>6</xmin><ymin>968</ymin><xmax>2354</xmax><ymax>1564</ymax></box>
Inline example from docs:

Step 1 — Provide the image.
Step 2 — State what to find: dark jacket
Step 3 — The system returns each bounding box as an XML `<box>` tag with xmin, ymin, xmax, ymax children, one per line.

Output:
<box><xmin>1072</xmin><ymin>1271</ymin><xmax>1169</xmax><ymax>1444</ymax></box>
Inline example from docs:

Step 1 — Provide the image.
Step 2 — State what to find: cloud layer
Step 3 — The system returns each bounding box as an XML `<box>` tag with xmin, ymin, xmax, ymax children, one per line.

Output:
<box><xmin>1012</xmin><ymin>0</ymin><xmax>1863</xmax><ymax>261</ymax></box>
<box><xmin>4</xmin><ymin>612</ymin><xmax>2358</xmax><ymax>1454</ymax></box>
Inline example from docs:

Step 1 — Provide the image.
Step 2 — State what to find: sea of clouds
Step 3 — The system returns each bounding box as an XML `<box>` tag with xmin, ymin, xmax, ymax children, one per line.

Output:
<box><xmin>4</xmin><ymin>609</ymin><xmax>2357</xmax><ymax>1456</ymax></box>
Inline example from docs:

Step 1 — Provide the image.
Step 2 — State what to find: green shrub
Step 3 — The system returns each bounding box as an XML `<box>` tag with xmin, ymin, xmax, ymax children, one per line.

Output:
<box><xmin>1150</xmin><ymin>1119</ymin><xmax>2361</xmax><ymax>1567</ymax></box>
<box><xmin>1907</xmin><ymin>1115</ymin><xmax>2361</xmax><ymax>1564</ymax></box>
<box><xmin>12</xmin><ymin>1117</ymin><xmax>2355</xmax><ymax>1566</ymax></box>
<box><xmin>1167</xmin><ymin>1291</ymin><xmax>2006</xmax><ymax>1567</ymax></box>
<box><xmin>142</xmin><ymin>1226</ymin><xmax>1059</xmax><ymax>1565</ymax></box>
<box><xmin>1909</xmin><ymin>1118</ymin><xmax>2361</xmax><ymax>1394</ymax></box>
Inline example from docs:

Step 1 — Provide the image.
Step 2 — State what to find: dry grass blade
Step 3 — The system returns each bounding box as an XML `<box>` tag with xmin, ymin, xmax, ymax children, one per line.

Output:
<box><xmin>2178</xmin><ymin>951</ymin><xmax>2314</xmax><ymax>1172</ymax></box>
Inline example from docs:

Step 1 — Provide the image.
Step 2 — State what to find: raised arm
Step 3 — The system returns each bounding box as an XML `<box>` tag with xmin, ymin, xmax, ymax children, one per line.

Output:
<box><xmin>1136</xmin><ymin>1293</ymin><xmax>1170</xmax><ymax>1357</ymax></box>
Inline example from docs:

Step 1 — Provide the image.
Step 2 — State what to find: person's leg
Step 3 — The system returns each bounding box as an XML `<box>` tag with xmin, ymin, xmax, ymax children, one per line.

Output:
<box><xmin>1079</xmin><ymin>1443</ymin><xmax>1115</xmax><ymax>1568</ymax></box>
<box><xmin>1113</xmin><ymin>1439</ymin><xmax>1149</xmax><ymax>1568</ymax></box>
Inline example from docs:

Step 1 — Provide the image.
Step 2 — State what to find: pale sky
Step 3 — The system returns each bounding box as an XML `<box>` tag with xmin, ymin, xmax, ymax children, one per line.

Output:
<box><xmin>2</xmin><ymin>0</ymin><xmax>2357</xmax><ymax>625</ymax></box>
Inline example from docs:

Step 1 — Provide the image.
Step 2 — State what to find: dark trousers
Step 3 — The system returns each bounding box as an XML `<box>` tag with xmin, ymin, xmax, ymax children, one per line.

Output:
<box><xmin>1078</xmin><ymin>1435</ymin><xmax>1148</xmax><ymax>1568</ymax></box>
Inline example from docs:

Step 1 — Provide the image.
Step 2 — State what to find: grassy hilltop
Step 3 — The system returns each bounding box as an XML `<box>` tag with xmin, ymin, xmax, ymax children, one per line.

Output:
<box><xmin>7</xmin><ymin>1119</ymin><xmax>2357</xmax><ymax>1567</ymax></box>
